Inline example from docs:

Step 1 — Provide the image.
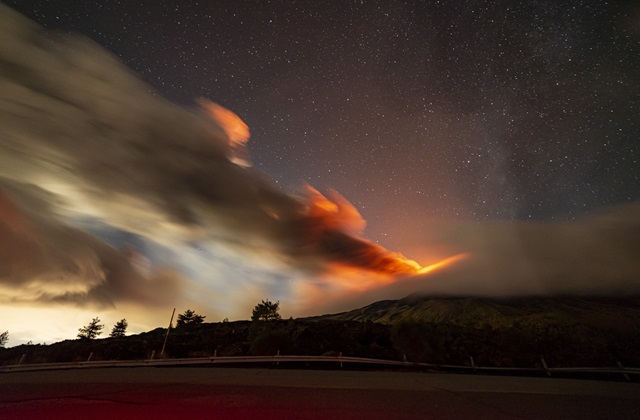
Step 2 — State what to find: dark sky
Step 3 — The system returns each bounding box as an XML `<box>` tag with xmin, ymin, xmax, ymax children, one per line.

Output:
<box><xmin>6</xmin><ymin>0</ymin><xmax>639</xmax><ymax>244</ymax></box>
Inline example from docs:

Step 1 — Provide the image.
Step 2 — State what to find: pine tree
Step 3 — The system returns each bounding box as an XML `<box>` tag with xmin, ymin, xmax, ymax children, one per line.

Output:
<box><xmin>110</xmin><ymin>319</ymin><xmax>128</xmax><ymax>338</ymax></box>
<box><xmin>251</xmin><ymin>300</ymin><xmax>281</xmax><ymax>322</ymax></box>
<box><xmin>77</xmin><ymin>317</ymin><xmax>104</xmax><ymax>339</ymax></box>
<box><xmin>176</xmin><ymin>309</ymin><xmax>206</xmax><ymax>326</ymax></box>
<box><xmin>0</xmin><ymin>330</ymin><xmax>8</xmax><ymax>348</ymax></box>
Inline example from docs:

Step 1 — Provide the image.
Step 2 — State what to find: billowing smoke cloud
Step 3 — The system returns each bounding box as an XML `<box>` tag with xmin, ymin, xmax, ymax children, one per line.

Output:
<box><xmin>0</xmin><ymin>180</ymin><xmax>184</xmax><ymax>306</ymax></box>
<box><xmin>0</xmin><ymin>5</ymin><xmax>421</xmax><ymax>308</ymax></box>
<box><xmin>0</xmin><ymin>5</ymin><xmax>298</xmax><ymax>242</ymax></box>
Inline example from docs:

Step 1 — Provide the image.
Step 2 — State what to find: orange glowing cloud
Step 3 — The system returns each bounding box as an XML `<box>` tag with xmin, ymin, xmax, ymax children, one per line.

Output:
<box><xmin>417</xmin><ymin>253</ymin><xmax>469</xmax><ymax>275</ymax></box>
<box><xmin>304</xmin><ymin>185</ymin><xmax>366</xmax><ymax>235</ymax></box>
<box><xmin>325</xmin><ymin>252</ymin><xmax>469</xmax><ymax>292</ymax></box>
<box><xmin>197</xmin><ymin>98</ymin><xmax>251</xmax><ymax>167</ymax></box>
<box><xmin>296</xmin><ymin>185</ymin><xmax>469</xmax><ymax>285</ymax></box>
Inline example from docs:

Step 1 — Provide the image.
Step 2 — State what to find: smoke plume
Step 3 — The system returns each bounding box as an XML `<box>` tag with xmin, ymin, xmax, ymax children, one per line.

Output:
<box><xmin>0</xmin><ymin>5</ymin><xmax>422</xmax><ymax>307</ymax></box>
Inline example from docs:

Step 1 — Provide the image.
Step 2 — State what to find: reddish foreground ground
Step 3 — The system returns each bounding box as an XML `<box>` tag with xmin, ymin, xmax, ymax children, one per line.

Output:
<box><xmin>1</xmin><ymin>367</ymin><xmax>639</xmax><ymax>419</ymax></box>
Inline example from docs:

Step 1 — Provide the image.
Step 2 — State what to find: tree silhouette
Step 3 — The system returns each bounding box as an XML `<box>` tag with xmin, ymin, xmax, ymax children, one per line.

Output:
<box><xmin>251</xmin><ymin>300</ymin><xmax>281</xmax><ymax>322</ymax></box>
<box><xmin>176</xmin><ymin>309</ymin><xmax>205</xmax><ymax>326</ymax></box>
<box><xmin>77</xmin><ymin>317</ymin><xmax>104</xmax><ymax>339</ymax></box>
<box><xmin>110</xmin><ymin>319</ymin><xmax>128</xmax><ymax>338</ymax></box>
<box><xmin>0</xmin><ymin>330</ymin><xmax>8</xmax><ymax>348</ymax></box>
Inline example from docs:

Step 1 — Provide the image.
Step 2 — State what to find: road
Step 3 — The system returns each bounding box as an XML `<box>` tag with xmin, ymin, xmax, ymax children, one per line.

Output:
<box><xmin>1</xmin><ymin>367</ymin><xmax>639</xmax><ymax>419</ymax></box>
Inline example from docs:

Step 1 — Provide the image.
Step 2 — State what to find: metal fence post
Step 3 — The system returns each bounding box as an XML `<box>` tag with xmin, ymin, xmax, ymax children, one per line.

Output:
<box><xmin>617</xmin><ymin>361</ymin><xmax>630</xmax><ymax>381</ymax></box>
<box><xmin>540</xmin><ymin>356</ymin><xmax>551</xmax><ymax>376</ymax></box>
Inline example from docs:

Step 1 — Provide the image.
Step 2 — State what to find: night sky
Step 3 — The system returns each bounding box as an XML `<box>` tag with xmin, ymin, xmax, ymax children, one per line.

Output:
<box><xmin>7</xmin><ymin>1</ymin><xmax>639</xmax><ymax>240</ymax></box>
<box><xmin>1</xmin><ymin>1</ymin><xmax>640</xmax><ymax>344</ymax></box>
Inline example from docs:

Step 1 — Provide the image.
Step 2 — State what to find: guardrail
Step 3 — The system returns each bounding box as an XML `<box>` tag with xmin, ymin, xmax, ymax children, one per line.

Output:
<box><xmin>0</xmin><ymin>355</ymin><xmax>396</xmax><ymax>372</ymax></box>
<box><xmin>1</xmin><ymin>355</ymin><xmax>639</xmax><ymax>380</ymax></box>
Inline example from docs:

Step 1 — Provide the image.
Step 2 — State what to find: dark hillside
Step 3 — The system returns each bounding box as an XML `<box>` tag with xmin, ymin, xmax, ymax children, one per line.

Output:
<box><xmin>305</xmin><ymin>295</ymin><xmax>640</xmax><ymax>331</ymax></box>
<box><xmin>0</xmin><ymin>320</ymin><xmax>393</xmax><ymax>365</ymax></box>
<box><xmin>2</xmin><ymin>296</ymin><xmax>639</xmax><ymax>369</ymax></box>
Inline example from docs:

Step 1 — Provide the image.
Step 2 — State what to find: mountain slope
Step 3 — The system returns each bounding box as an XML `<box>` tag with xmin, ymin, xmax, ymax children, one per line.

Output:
<box><xmin>305</xmin><ymin>295</ymin><xmax>640</xmax><ymax>330</ymax></box>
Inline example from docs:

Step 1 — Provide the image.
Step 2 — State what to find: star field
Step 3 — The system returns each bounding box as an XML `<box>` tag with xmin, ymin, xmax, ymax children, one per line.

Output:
<box><xmin>8</xmin><ymin>0</ymin><xmax>639</xmax><ymax>243</ymax></box>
